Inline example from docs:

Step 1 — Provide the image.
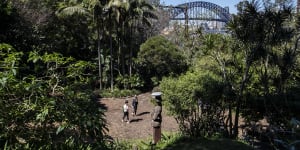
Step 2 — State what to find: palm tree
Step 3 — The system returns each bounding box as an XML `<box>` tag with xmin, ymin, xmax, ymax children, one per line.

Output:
<box><xmin>227</xmin><ymin>0</ymin><xmax>296</xmax><ymax>138</ymax></box>
<box><xmin>126</xmin><ymin>0</ymin><xmax>157</xmax><ymax>77</ymax></box>
<box><xmin>105</xmin><ymin>0</ymin><xmax>126</xmax><ymax>91</ymax></box>
<box><xmin>56</xmin><ymin>0</ymin><xmax>107</xmax><ymax>89</ymax></box>
<box><xmin>88</xmin><ymin>0</ymin><xmax>106</xmax><ymax>90</ymax></box>
<box><xmin>56</xmin><ymin>0</ymin><xmax>157</xmax><ymax>90</ymax></box>
<box><xmin>56</xmin><ymin>0</ymin><xmax>120</xmax><ymax>90</ymax></box>
<box><xmin>227</xmin><ymin>0</ymin><xmax>263</xmax><ymax>138</ymax></box>
<box><xmin>105</xmin><ymin>0</ymin><xmax>157</xmax><ymax>89</ymax></box>
<box><xmin>114</xmin><ymin>0</ymin><xmax>130</xmax><ymax>78</ymax></box>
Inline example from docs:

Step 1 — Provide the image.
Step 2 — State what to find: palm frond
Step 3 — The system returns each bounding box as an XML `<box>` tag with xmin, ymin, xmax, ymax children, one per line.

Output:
<box><xmin>56</xmin><ymin>5</ymin><xmax>89</xmax><ymax>18</ymax></box>
<box><xmin>142</xmin><ymin>17</ymin><xmax>151</xmax><ymax>27</ymax></box>
<box><xmin>143</xmin><ymin>11</ymin><xmax>158</xmax><ymax>20</ymax></box>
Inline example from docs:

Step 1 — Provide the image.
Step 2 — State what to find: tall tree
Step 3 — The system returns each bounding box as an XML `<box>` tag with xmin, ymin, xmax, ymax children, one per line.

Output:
<box><xmin>227</xmin><ymin>0</ymin><xmax>295</xmax><ymax>137</ymax></box>
<box><xmin>56</xmin><ymin>0</ymin><xmax>108</xmax><ymax>89</ymax></box>
<box><xmin>126</xmin><ymin>0</ymin><xmax>157</xmax><ymax>77</ymax></box>
<box><xmin>136</xmin><ymin>35</ymin><xmax>188</xmax><ymax>87</ymax></box>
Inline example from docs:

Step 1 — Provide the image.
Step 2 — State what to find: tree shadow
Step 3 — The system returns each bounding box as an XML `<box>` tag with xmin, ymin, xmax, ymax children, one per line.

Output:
<box><xmin>137</xmin><ymin>111</ymin><xmax>150</xmax><ymax>116</ymax></box>
<box><xmin>98</xmin><ymin>103</ymin><xmax>108</xmax><ymax>110</ymax></box>
<box><xmin>97</xmin><ymin>99</ymin><xmax>108</xmax><ymax>110</ymax></box>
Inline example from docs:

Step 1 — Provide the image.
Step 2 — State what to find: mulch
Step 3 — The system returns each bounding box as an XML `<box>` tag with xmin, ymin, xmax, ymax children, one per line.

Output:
<box><xmin>99</xmin><ymin>92</ymin><xmax>179</xmax><ymax>140</ymax></box>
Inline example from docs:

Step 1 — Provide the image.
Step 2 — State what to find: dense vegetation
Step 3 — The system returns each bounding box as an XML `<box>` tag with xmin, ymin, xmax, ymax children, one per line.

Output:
<box><xmin>0</xmin><ymin>0</ymin><xmax>161</xmax><ymax>149</ymax></box>
<box><xmin>1</xmin><ymin>0</ymin><xmax>300</xmax><ymax>149</ymax></box>
<box><xmin>160</xmin><ymin>1</ymin><xmax>300</xmax><ymax>149</ymax></box>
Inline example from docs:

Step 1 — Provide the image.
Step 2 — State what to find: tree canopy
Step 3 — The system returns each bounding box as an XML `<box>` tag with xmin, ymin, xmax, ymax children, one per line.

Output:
<box><xmin>136</xmin><ymin>35</ymin><xmax>188</xmax><ymax>87</ymax></box>
<box><xmin>1</xmin><ymin>0</ymin><xmax>300</xmax><ymax>149</ymax></box>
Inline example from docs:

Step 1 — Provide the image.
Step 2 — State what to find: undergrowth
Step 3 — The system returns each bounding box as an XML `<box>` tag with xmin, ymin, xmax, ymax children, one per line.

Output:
<box><xmin>96</xmin><ymin>88</ymin><xmax>140</xmax><ymax>98</ymax></box>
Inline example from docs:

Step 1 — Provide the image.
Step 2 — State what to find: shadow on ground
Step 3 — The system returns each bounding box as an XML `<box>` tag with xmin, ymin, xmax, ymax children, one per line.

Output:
<box><xmin>137</xmin><ymin>111</ymin><xmax>150</xmax><ymax>116</ymax></box>
<box><xmin>98</xmin><ymin>102</ymin><xmax>108</xmax><ymax>110</ymax></box>
<box><xmin>130</xmin><ymin>118</ymin><xmax>143</xmax><ymax>123</ymax></box>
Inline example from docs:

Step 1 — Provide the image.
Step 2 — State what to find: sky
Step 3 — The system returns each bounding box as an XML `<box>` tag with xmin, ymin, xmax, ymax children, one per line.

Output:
<box><xmin>160</xmin><ymin>0</ymin><xmax>242</xmax><ymax>14</ymax></box>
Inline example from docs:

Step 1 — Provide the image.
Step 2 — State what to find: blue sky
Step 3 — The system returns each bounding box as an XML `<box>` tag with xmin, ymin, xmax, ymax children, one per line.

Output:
<box><xmin>160</xmin><ymin>0</ymin><xmax>242</xmax><ymax>14</ymax></box>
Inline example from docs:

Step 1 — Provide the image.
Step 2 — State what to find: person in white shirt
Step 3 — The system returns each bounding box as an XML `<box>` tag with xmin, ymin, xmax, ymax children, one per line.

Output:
<box><xmin>122</xmin><ymin>99</ymin><xmax>130</xmax><ymax>123</ymax></box>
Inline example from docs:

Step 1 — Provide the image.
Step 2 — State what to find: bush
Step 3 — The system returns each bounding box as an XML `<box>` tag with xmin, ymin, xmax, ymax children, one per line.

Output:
<box><xmin>160</xmin><ymin>71</ymin><xmax>225</xmax><ymax>137</ymax></box>
<box><xmin>136</xmin><ymin>35</ymin><xmax>188</xmax><ymax>87</ymax></box>
<box><xmin>99</xmin><ymin>88</ymin><xmax>140</xmax><ymax>98</ymax></box>
<box><xmin>0</xmin><ymin>47</ymin><xmax>109</xmax><ymax>149</ymax></box>
<box><xmin>115</xmin><ymin>74</ymin><xmax>145</xmax><ymax>90</ymax></box>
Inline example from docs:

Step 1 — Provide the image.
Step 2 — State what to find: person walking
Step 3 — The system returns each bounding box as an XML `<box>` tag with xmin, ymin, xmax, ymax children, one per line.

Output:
<box><xmin>122</xmin><ymin>99</ymin><xmax>130</xmax><ymax>123</ymax></box>
<box><xmin>150</xmin><ymin>92</ymin><xmax>162</xmax><ymax>145</ymax></box>
<box><xmin>132</xmin><ymin>95</ymin><xmax>138</xmax><ymax>116</ymax></box>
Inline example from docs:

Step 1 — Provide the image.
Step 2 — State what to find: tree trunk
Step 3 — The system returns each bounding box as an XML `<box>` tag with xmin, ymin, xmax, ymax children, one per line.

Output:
<box><xmin>97</xmin><ymin>26</ymin><xmax>102</xmax><ymax>90</ymax></box>
<box><xmin>121</xmin><ymin>22</ymin><xmax>126</xmax><ymax>80</ymax></box>
<box><xmin>233</xmin><ymin>62</ymin><xmax>251</xmax><ymax>138</ymax></box>
<box><xmin>129</xmin><ymin>19</ymin><xmax>135</xmax><ymax>78</ymax></box>
<box><xmin>109</xmin><ymin>13</ymin><xmax>114</xmax><ymax>91</ymax></box>
<box><xmin>228</xmin><ymin>102</ymin><xmax>233</xmax><ymax>137</ymax></box>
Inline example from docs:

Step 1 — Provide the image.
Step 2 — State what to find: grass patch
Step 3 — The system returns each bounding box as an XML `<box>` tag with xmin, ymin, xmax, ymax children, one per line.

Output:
<box><xmin>163</xmin><ymin>136</ymin><xmax>254</xmax><ymax>150</ymax></box>
<box><xmin>109</xmin><ymin>132</ymin><xmax>253</xmax><ymax>150</ymax></box>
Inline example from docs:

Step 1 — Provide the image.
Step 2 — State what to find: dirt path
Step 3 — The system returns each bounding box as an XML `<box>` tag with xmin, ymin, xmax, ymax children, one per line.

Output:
<box><xmin>99</xmin><ymin>92</ymin><xmax>179</xmax><ymax>140</ymax></box>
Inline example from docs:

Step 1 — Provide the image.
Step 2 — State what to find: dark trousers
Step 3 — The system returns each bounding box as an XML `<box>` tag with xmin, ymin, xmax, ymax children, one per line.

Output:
<box><xmin>122</xmin><ymin>111</ymin><xmax>129</xmax><ymax>121</ymax></box>
<box><xmin>133</xmin><ymin>106</ymin><xmax>137</xmax><ymax>115</ymax></box>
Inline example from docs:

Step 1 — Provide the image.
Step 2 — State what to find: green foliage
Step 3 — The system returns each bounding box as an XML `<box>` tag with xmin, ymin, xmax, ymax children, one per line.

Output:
<box><xmin>110</xmin><ymin>139</ymin><xmax>133</xmax><ymax>150</ymax></box>
<box><xmin>160</xmin><ymin>70</ymin><xmax>225</xmax><ymax>137</ymax></box>
<box><xmin>0</xmin><ymin>43</ymin><xmax>23</xmax><ymax>77</ymax></box>
<box><xmin>136</xmin><ymin>35</ymin><xmax>188</xmax><ymax>87</ymax></box>
<box><xmin>115</xmin><ymin>74</ymin><xmax>145</xmax><ymax>89</ymax></box>
<box><xmin>107</xmin><ymin>132</ymin><xmax>183</xmax><ymax>150</ymax></box>
<box><xmin>225</xmin><ymin>0</ymin><xmax>300</xmax><ymax>137</ymax></box>
<box><xmin>0</xmin><ymin>45</ymin><xmax>108</xmax><ymax>149</ymax></box>
<box><xmin>0</xmin><ymin>1</ymin><xmax>36</xmax><ymax>54</ymax></box>
<box><xmin>2</xmin><ymin>0</ymin><xmax>300</xmax><ymax>148</ymax></box>
<box><xmin>99</xmin><ymin>88</ymin><xmax>140</xmax><ymax>98</ymax></box>
<box><xmin>129</xmin><ymin>132</ymin><xmax>183</xmax><ymax>150</ymax></box>
<box><xmin>153</xmin><ymin>132</ymin><xmax>183</xmax><ymax>149</ymax></box>
<box><xmin>0</xmin><ymin>0</ymin><xmax>13</xmax><ymax>17</ymax></box>
<box><xmin>106</xmin><ymin>132</ymin><xmax>253</xmax><ymax>150</ymax></box>
<box><xmin>162</xmin><ymin>136</ymin><xmax>253</xmax><ymax>150</ymax></box>
<box><xmin>67</xmin><ymin>60</ymin><xmax>97</xmax><ymax>83</ymax></box>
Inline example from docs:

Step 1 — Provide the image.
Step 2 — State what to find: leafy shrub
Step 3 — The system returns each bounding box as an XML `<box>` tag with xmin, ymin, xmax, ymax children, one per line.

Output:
<box><xmin>115</xmin><ymin>74</ymin><xmax>144</xmax><ymax>89</ymax></box>
<box><xmin>160</xmin><ymin>71</ymin><xmax>225</xmax><ymax>137</ymax></box>
<box><xmin>0</xmin><ymin>45</ymin><xmax>109</xmax><ymax>149</ymax></box>
<box><xmin>136</xmin><ymin>35</ymin><xmax>188</xmax><ymax>87</ymax></box>
<box><xmin>114</xmin><ymin>132</ymin><xmax>182</xmax><ymax>150</ymax></box>
<box><xmin>99</xmin><ymin>88</ymin><xmax>140</xmax><ymax>98</ymax></box>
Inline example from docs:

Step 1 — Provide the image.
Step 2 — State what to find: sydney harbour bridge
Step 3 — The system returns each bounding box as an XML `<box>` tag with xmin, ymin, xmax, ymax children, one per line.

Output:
<box><xmin>159</xmin><ymin>1</ymin><xmax>232</xmax><ymax>33</ymax></box>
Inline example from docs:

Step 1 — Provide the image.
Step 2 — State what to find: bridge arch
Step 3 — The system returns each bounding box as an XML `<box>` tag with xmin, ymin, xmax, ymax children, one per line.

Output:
<box><xmin>168</xmin><ymin>1</ymin><xmax>231</xmax><ymax>23</ymax></box>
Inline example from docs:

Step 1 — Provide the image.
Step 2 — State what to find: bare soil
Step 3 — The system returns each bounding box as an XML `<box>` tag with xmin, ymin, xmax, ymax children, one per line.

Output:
<box><xmin>99</xmin><ymin>92</ymin><xmax>179</xmax><ymax>141</ymax></box>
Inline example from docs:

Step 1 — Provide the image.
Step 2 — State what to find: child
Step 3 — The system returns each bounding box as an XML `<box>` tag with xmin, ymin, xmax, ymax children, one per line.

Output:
<box><xmin>122</xmin><ymin>99</ymin><xmax>130</xmax><ymax>123</ymax></box>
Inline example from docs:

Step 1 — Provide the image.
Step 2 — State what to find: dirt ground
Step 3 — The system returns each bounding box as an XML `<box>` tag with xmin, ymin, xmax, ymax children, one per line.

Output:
<box><xmin>99</xmin><ymin>92</ymin><xmax>179</xmax><ymax>141</ymax></box>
